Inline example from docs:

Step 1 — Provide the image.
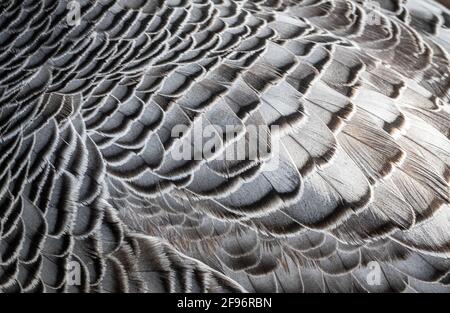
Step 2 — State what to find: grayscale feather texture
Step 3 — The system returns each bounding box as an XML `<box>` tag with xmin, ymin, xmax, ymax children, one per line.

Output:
<box><xmin>0</xmin><ymin>0</ymin><xmax>450</xmax><ymax>293</ymax></box>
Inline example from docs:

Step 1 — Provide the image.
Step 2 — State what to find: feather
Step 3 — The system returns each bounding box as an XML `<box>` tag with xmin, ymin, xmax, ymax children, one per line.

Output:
<box><xmin>1</xmin><ymin>0</ymin><xmax>450</xmax><ymax>294</ymax></box>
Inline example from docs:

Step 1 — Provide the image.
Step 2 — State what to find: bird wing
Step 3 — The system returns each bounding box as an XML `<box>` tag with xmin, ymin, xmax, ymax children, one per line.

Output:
<box><xmin>0</xmin><ymin>0</ymin><xmax>449</xmax><ymax>292</ymax></box>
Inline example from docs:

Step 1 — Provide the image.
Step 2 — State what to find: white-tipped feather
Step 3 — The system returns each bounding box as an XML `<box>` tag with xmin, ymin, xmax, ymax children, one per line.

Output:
<box><xmin>0</xmin><ymin>0</ymin><xmax>449</xmax><ymax>293</ymax></box>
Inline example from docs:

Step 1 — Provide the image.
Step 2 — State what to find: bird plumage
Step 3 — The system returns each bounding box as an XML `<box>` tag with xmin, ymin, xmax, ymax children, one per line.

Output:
<box><xmin>0</xmin><ymin>0</ymin><xmax>449</xmax><ymax>292</ymax></box>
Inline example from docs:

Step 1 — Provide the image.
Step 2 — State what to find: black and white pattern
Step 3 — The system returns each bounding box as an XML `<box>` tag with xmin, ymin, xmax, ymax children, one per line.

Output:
<box><xmin>0</xmin><ymin>0</ymin><xmax>449</xmax><ymax>293</ymax></box>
